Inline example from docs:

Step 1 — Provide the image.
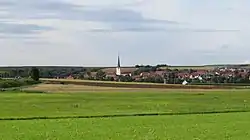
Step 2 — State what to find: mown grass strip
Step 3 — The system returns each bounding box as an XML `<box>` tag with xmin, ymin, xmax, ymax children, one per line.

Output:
<box><xmin>1</xmin><ymin>110</ymin><xmax>250</xmax><ymax>121</ymax></box>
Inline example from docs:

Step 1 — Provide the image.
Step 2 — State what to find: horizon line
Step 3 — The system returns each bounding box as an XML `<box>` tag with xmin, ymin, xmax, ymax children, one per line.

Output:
<box><xmin>0</xmin><ymin>63</ymin><xmax>249</xmax><ymax>68</ymax></box>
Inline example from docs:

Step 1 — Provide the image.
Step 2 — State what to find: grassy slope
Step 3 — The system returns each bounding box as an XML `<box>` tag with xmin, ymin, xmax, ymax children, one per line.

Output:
<box><xmin>1</xmin><ymin>90</ymin><xmax>250</xmax><ymax>118</ymax></box>
<box><xmin>0</xmin><ymin>112</ymin><xmax>250</xmax><ymax>140</ymax></box>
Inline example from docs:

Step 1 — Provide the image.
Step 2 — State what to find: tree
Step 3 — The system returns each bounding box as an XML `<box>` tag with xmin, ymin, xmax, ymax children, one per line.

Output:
<box><xmin>120</xmin><ymin>75</ymin><xmax>133</xmax><ymax>82</ymax></box>
<box><xmin>96</xmin><ymin>70</ymin><xmax>106</xmax><ymax>80</ymax></box>
<box><xmin>156</xmin><ymin>64</ymin><xmax>167</xmax><ymax>68</ymax></box>
<box><xmin>151</xmin><ymin>66</ymin><xmax>157</xmax><ymax>72</ymax></box>
<box><xmin>166</xmin><ymin>71</ymin><xmax>177</xmax><ymax>84</ymax></box>
<box><xmin>135</xmin><ymin>65</ymin><xmax>140</xmax><ymax>68</ymax></box>
<box><xmin>154</xmin><ymin>75</ymin><xmax>164</xmax><ymax>83</ymax></box>
<box><xmin>11</xmin><ymin>69</ymin><xmax>18</xmax><ymax>77</ymax></box>
<box><xmin>30</xmin><ymin>67</ymin><xmax>40</xmax><ymax>81</ymax></box>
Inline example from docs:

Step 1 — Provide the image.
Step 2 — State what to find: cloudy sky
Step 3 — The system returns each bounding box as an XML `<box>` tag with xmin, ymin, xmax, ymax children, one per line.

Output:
<box><xmin>0</xmin><ymin>0</ymin><xmax>250</xmax><ymax>66</ymax></box>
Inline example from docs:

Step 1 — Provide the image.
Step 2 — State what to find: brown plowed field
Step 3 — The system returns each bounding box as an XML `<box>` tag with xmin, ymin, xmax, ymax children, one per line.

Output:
<box><xmin>41</xmin><ymin>79</ymin><xmax>237</xmax><ymax>89</ymax></box>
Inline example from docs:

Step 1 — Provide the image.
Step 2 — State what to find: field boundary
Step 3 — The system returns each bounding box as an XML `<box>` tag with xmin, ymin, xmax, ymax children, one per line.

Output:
<box><xmin>1</xmin><ymin>110</ymin><xmax>249</xmax><ymax>121</ymax></box>
<box><xmin>41</xmin><ymin>79</ymin><xmax>239</xmax><ymax>89</ymax></box>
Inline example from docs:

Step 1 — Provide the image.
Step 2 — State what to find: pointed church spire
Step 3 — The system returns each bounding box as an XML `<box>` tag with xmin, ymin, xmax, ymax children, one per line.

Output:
<box><xmin>116</xmin><ymin>53</ymin><xmax>121</xmax><ymax>76</ymax></box>
<box><xmin>117</xmin><ymin>54</ymin><xmax>121</xmax><ymax>68</ymax></box>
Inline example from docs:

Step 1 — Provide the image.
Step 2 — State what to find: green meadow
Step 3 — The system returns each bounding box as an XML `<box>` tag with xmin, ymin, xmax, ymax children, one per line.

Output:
<box><xmin>0</xmin><ymin>88</ymin><xmax>250</xmax><ymax>139</ymax></box>
<box><xmin>1</xmin><ymin>112</ymin><xmax>250</xmax><ymax>140</ymax></box>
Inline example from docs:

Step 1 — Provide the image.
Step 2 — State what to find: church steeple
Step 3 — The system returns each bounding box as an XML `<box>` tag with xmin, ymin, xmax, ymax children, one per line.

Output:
<box><xmin>117</xmin><ymin>55</ymin><xmax>121</xmax><ymax>68</ymax></box>
<box><xmin>116</xmin><ymin>54</ymin><xmax>121</xmax><ymax>76</ymax></box>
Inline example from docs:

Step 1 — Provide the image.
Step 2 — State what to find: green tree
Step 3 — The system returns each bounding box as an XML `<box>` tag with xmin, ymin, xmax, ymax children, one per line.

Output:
<box><xmin>96</xmin><ymin>70</ymin><xmax>106</xmax><ymax>80</ymax></box>
<box><xmin>30</xmin><ymin>67</ymin><xmax>40</xmax><ymax>81</ymax></box>
<box><xmin>78</xmin><ymin>72</ymin><xmax>85</xmax><ymax>79</ymax></box>
<box><xmin>154</xmin><ymin>75</ymin><xmax>164</xmax><ymax>83</ymax></box>
<box><xmin>120</xmin><ymin>75</ymin><xmax>133</xmax><ymax>82</ymax></box>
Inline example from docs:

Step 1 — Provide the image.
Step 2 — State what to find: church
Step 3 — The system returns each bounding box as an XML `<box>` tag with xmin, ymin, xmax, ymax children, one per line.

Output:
<box><xmin>115</xmin><ymin>55</ymin><xmax>132</xmax><ymax>77</ymax></box>
<box><xmin>116</xmin><ymin>55</ymin><xmax>121</xmax><ymax>76</ymax></box>
<box><xmin>103</xmin><ymin>55</ymin><xmax>133</xmax><ymax>80</ymax></box>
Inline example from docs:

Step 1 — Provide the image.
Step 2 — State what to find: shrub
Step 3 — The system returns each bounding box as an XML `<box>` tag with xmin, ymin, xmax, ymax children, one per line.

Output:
<box><xmin>60</xmin><ymin>82</ymin><xmax>65</xmax><ymax>85</ymax></box>
<box><xmin>0</xmin><ymin>79</ymin><xmax>41</xmax><ymax>89</ymax></box>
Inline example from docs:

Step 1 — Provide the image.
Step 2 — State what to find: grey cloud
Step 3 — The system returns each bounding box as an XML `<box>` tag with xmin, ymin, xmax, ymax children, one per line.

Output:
<box><xmin>111</xmin><ymin>0</ymin><xmax>149</xmax><ymax>7</ymax></box>
<box><xmin>0</xmin><ymin>0</ymin><xmax>181</xmax><ymax>36</ymax></box>
<box><xmin>73</xmin><ymin>9</ymin><xmax>178</xmax><ymax>24</ymax></box>
<box><xmin>0</xmin><ymin>35</ymin><xmax>37</xmax><ymax>39</ymax></box>
<box><xmin>0</xmin><ymin>0</ymin><xmax>179</xmax><ymax>24</ymax></box>
<box><xmin>0</xmin><ymin>0</ymin><xmax>79</xmax><ymax>19</ymax></box>
<box><xmin>88</xmin><ymin>28</ymin><xmax>240</xmax><ymax>33</ymax></box>
<box><xmin>0</xmin><ymin>22</ymin><xmax>52</xmax><ymax>35</ymax></box>
<box><xmin>192</xmin><ymin>29</ymin><xmax>240</xmax><ymax>32</ymax></box>
<box><xmin>220</xmin><ymin>44</ymin><xmax>230</xmax><ymax>49</ymax></box>
<box><xmin>77</xmin><ymin>0</ymin><xmax>149</xmax><ymax>8</ymax></box>
<box><xmin>88</xmin><ymin>27</ymin><xmax>166</xmax><ymax>32</ymax></box>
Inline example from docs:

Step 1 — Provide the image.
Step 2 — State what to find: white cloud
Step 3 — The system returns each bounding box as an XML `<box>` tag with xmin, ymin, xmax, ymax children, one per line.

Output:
<box><xmin>134</xmin><ymin>0</ymin><xmax>182</xmax><ymax>21</ymax></box>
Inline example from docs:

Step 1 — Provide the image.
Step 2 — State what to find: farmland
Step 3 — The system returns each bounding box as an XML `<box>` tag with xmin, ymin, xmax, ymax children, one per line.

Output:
<box><xmin>1</xmin><ymin>112</ymin><xmax>250</xmax><ymax>140</ymax></box>
<box><xmin>41</xmin><ymin>78</ymin><xmax>248</xmax><ymax>89</ymax></box>
<box><xmin>1</xmin><ymin>83</ymin><xmax>250</xmax><ymax>139</ymax></box>
<box><xmin>159</xmin><ymin>64</ymin><xmax>250</xmax><ymax>70</ymax></box>
<box><xmin>159</xmin><ymin>65</ymin><xmax>216</xmax><ymax>70</ymax></box>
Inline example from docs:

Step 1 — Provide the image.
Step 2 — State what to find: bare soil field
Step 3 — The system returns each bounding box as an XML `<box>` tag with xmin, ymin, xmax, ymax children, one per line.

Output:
<box><xmin>24</xmin><ymin>84</ymin><xmax>142</xmax><ymax>93</ymax></box>
<box><xmin>41</xmin><ymin>79</ymin><xmax>238</xmax><ymax>90</ymax></box>
<box><xmin>24</xmin><ymin>83</ymin><xmax>237</xmax><ymax>93</ymax></box>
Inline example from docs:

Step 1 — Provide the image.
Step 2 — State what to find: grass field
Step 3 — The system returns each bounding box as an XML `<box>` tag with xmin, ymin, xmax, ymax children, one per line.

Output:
<box><xmin>1</xmin><ymin>84</ymin><xmax>250</xmax><ymax>139</ymax></box>
<box><xmin>1</xmin><ymin>112</ymin><xmax>250</xmax><ymax>140</ymax></box>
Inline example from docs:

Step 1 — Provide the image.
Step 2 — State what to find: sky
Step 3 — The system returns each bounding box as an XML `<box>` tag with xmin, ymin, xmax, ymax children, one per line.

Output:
<box><xmin>0</xmin><ymin>0</ymin><xmax>250</xmax><ymax>66</ymax></box>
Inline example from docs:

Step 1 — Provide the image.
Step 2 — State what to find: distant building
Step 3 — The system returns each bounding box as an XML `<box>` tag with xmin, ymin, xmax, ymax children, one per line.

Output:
<box><xmin>182</xmin><ymin>80</ymin><xmax>188</xmax><ymax>85</ymax></box>
<box><xmin>67</xmin><ymin>75</ymin><xmax>74</xmax><ymax>79</ymax></box>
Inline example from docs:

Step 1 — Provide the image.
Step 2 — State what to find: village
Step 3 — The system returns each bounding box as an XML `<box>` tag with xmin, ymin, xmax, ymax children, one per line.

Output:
<box><xmin>68</xmin><ymin>56</ymin><xmax>250</xmax><ymax>85</ymax></box>
<box><xmin>2</xmin><ymin>55</ymin><xmax>249</xmax><ymax>85</ymax></box>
